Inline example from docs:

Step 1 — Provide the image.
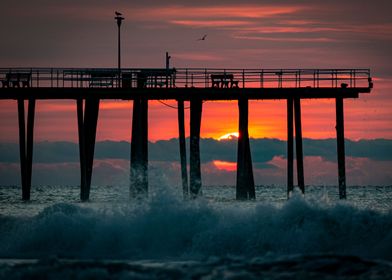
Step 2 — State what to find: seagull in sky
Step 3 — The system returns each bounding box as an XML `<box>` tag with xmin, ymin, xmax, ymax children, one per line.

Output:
<box><xmin>197</xmin><ymin>34</ymin><xmax>207</xmax><ymax>41</ymax></box>
<box><xmin>115</xmin><ymin>11</ymin><xmax>122</xmax><ymax>16</ymax></box>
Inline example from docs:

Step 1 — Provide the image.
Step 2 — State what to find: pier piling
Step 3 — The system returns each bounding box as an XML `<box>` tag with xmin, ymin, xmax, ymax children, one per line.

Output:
<box><xmin>294</xmin><ymin>98</ymin><xmax>305</xmax><ymax>193</ymax></box>
<box><xmin>17</xmin><ymin>99</ymin><xmax>36</xmax><ymax>200</ymax></box>
<box><xmin>130</xmin><ymin>97</ymin><xmax>149</xmax><ymax>197</ymax></box>
<box><xmin>287</xmin><ymin>98</ymin><xmax>294</xmax><ymax>197</ymax></box>
<box><xmin>77</xmin><ymin>98</ymin><xmax>100</xmax><ymax>201</ymax></box>
<box><xmin>177</xmin><ymin>99</ymin><xmax>189</xmax><ymax>198</ymax></box>
<box><xmin>336</xmin><ymin>97</ymin><xmax>347</xmax><ymax>199</ymax></box>
<box><xmin>236</xmin><ymin>98</ymin><xmax>255</xmax><ymax>200</ymax></box>
<box><xmin>189</xmin><ymin>99</ymin><xmax>202</xmax><ymax>198</ymax></box>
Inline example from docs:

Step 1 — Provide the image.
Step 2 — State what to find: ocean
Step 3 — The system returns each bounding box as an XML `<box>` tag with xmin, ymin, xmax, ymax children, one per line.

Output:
<box><xmin>0</xmin><ymin>184</ymin><xmax>392</xmax><ymax>279</ymax></box>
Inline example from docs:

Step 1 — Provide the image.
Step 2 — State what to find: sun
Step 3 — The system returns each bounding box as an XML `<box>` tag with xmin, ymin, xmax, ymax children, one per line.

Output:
<box><xmin>218</xmin><ymin>132</ymin><xmax>239</xmax><ymax>141</ymax></box>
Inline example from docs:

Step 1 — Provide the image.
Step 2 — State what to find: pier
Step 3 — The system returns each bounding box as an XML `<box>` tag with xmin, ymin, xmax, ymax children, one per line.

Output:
<box><xmin>0</xmin><ymin>67</ymin><xmax>372</xmax><ymax>201</ymax></box>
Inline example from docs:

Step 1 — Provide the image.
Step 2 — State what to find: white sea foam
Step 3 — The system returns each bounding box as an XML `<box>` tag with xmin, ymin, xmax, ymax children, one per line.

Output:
<box><xmin>0</xmin><ymin>191</ymin><xmax>391</xmax><ymax>262</ymax></box>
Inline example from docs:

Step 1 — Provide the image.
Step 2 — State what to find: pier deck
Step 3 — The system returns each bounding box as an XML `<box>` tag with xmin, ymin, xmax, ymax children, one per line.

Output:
<box><xmin>0</xmin><ymin>67</ymin><xmax>373</xmax><ymax>201</ymax></box>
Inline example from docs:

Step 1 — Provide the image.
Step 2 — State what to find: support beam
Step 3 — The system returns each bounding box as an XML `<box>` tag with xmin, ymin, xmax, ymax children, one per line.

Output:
<box><xmin>189</xmin><ymin>99</ymin><xmax>202</xmax><ymax>198</ymax></box>
<box><xmin>178</xmin><ymin>99</ymin><xmax>189</xmax><ymax>198</ymax></box>
<box><xmin>17</xmin><ymin>99</ymin><xmax>36</xmax><ymax>200</ymax></box>
<box><xmin>336</xmin><ymin>97</ymin><xmax>347</xmax><ymax>199</ymax></box>
<box><xmin>77</xmin><ymin>98</ymin><xmax>100</xmax><ymax>201</ymax></box>
<box><xmin>130</xmin><ymin>97</ymin><xmax>149</xmax><ymax>198</ymax></box>
<box><xmin>26</xmin><ymin>99</ymin><xmax>35</xmax><ymax>198</ymax></box>
<box><xmin>294</xmin><ymin>98</ymin><xmax>305</xmax><ymax>193</ymax></box>
<box><xmin>236</xmin><ymin>98</ymin><xmax>255</xmax><ymax>200</ymax></box>
<box><xmin>77</xmin><ymin>99</ymin><xmax>87</xmax><ymax>201</ymax></box>
<box><xmin>287</xmin><ymin>98</ymin><xmax>294</xmax><ymax>198</ymax></box>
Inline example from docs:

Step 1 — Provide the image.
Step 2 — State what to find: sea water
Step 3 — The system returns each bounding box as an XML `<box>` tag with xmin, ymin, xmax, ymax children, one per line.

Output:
<box><xmin>0</xmin><ymin>184</ymin><xmax>392</xmax><ymax>279</ymax></box>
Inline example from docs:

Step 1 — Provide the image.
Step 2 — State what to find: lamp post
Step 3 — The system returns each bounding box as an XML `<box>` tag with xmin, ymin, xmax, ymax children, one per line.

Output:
<box><xmin>115</xmin><ymin>12</ymin><xmax>124</xmax><ymax>87</ymax></box>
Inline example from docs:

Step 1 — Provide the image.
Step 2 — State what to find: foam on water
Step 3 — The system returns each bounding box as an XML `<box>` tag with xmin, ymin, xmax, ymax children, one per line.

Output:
<box><xmin>0</xmin><ymin>190</ymin><xmax>391</xmax><ymax>262</ymax></box>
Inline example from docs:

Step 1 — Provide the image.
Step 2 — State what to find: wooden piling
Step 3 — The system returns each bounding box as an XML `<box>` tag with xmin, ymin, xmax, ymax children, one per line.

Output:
<box><xmin>189</xmin><ymin>99</ymin><xmax>202</xmax><ymax>198</ymax></box>
<box><xmin>287</xmin><ymin>98</ymin><xmax>294</xmax><ymax>198</ymax></box>
<box><xmin>177</xmin><ymin>99</ymin><xmax>189</xmax><ymax>198</ymax></box>
<box><xmin>294</xmin><ymin>98</ymin><xmax>305</xmax><ymax>193</ymax></box>
<box><xmin>130</xmin><ymin>97</ymin><xmax>149</xmax><ymax>197</ymax></box>
<box><xmin>236</xmin><ymin>98</ymin><xmax>255</xmax><ymax>200</ymax></box>
<box><xmin>336</xmin><ymin>97</ymin><xmax>346</xmax><ymax>199</ymax></box>
<box><xmin>77</xmin><ymin>99</ymin><xmax>87</xmax><ymax>200</ymax></box>
<box><xmin>17</xmin><ymin>99</ymin><xmax>35</xmax><ymax>200</ymax></box>
<box><xmin>26</xmin><ymin>99</ymin><xmax>36</xmax><ymax>199</ymax></box>
<box><xmin>77</xmin><ymin>98</ymin><xmax>100</xmax><ymax>201</ymax></box>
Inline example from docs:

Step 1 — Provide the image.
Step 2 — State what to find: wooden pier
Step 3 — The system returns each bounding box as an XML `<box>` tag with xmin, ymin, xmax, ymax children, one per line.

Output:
<box><xmin>0</xmin><ymin>67</ymin><xmax>372</xmax><ymax>201</ymax></box>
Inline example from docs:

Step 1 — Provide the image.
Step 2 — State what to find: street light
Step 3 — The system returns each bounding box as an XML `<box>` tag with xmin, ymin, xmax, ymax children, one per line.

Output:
<box><xmin>115</xmin><ymin>11</ymin><xmax>124</xmax><ymax>87</ymax></box>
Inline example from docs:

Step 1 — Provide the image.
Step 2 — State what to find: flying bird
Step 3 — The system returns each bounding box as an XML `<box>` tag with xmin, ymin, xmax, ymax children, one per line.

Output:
<box><xmin>197</xmin><ymin>34</ymin><xmax>207</xmax><ymax>41</ymax></box>
<box><xmin>115</xmin><ymin>11</ymin><xmax>122</xmax><ymax>16</ymax></box>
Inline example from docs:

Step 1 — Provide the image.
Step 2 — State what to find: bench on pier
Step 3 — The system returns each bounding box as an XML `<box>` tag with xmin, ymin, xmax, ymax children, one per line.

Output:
<box><xmin>137</xmin><ymin>68</ymin><xmax>176</xmax><ymax>88</ymax></box>
<box><xmin>1</xmin><ymin>72</ymin><xmax>31</xmax><ymax>88</ymax></box>
<box><xmin>211</xmin><ymin>74</ymin><xmax>239</xmax><ymax>88</ymax></box>
<box><xmin>88</xmin><ymin>71</ymin><xmax>117</xmax><ymax>88</ymax></box>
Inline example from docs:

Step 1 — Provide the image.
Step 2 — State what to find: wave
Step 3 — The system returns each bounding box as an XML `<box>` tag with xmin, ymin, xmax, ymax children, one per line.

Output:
<box><xmin>0</xmin><ymin>192</ymin><xmax>391</xmax><ymax>261</ymax></box>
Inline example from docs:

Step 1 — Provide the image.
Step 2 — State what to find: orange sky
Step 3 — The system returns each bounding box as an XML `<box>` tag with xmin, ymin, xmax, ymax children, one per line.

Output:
<box><xmin>0</xmin><ymin>1</ymin><xmax>391</xmax><ymax>142</ymax></box>
<box><xmin>0</xmin><ymin>83</ymin><xmax>390</xmax><ymax>143</ymax></box>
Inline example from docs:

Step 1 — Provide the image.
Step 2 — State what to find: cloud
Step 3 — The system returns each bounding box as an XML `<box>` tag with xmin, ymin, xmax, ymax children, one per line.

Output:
<box><xmin>1</xmin><ymin>137</ymin><xmax>391</xmax><ymax>186</ymax></box>
<box><xmin>1</xmin><ymin>138</ymin><xmax>392</xmax><ymax>165</ymax></box>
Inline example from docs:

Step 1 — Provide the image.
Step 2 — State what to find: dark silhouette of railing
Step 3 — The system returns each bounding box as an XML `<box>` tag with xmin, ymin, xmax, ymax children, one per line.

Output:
<box><xmin>0</xmin><ymin>68</ymin><xmax>372</xmax><ymax>89</ymax></box>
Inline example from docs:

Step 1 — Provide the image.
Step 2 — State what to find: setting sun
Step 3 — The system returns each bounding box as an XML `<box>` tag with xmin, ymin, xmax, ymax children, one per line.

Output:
<box><xmin>218</xmin><ymin>132</ymin><xmax>239</xmax><ymax>141</ymax></box>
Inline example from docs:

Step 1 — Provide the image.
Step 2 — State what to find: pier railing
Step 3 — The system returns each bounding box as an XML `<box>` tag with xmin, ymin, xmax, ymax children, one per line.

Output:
<box><xmin>0</xmin><ymin>68</ymin><xmax>372</xmax><ymax>89</ymax></box>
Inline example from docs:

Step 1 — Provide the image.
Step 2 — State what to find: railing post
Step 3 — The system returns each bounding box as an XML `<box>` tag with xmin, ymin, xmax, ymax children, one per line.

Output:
<box><xmin>260</xmin><ymin>69</ymin><xmax>264</xmax><ymax>88</ymax></box>
<box><xmin>185</xmin><ymin>69</ymin><xmax>188</xmax><ymax>87</ymax></box>
<box><xmin>205</xmin><ymin>69</ymin><xmax>207</xmax><ymax>88</ymax></box>
<box><xmin>242</xmin><ymin>69</ymin><xmax>245</xmax><ymax>88</ymax></box>
<box><xmin>50</xmin><ymin>68</ymin><xmax>53</xmax><ymax>88</ymax></box>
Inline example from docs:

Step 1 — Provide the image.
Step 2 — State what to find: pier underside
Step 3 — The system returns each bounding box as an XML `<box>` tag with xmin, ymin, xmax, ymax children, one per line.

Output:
<box><xmin>0</xmin><ymin>87</ymin><xmax>365</xmax><ymax>100</ymax></box>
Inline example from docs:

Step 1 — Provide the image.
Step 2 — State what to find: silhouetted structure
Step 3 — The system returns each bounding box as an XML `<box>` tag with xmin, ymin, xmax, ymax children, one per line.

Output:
<box><xmin>0</xmin><ymin>67</ymin><xmax>372</xmax><ymax>201</ymax></box>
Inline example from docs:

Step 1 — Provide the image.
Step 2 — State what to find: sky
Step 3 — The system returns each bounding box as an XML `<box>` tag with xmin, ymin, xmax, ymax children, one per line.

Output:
<box><xmin>0</xmin><ymin>0</ymin><xmax>391</xmax><ymax>186</ymax></box>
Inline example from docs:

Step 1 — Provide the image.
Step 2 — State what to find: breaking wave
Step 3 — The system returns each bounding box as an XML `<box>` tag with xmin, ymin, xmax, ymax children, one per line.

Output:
<box><xmin>0</xmin><ymin>192</ymin><xmax>391</xmax><ymax>261</ymax></box>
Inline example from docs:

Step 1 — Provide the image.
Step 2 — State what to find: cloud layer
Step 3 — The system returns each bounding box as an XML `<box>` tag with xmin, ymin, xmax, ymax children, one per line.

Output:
<box><xmin>0</xmin><ymin>138</ymin><xmax>391</xmax><ymax>186</ymax></box>
<box><xmin>1</xmin><ymin>138</ymin><xmax>392</xmax><ymax>164</ymax></box>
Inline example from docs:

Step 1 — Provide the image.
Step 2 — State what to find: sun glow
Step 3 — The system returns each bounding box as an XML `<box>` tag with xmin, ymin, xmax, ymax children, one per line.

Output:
<box><xmin>218</xmin><ymin>132</ymin><xmax>239</xmax><ymax>141</ymax></box>
<box><xmin>213</xmin><ymin>160</ymin><xmax>237</xmax><ymax>172</ymax></box>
